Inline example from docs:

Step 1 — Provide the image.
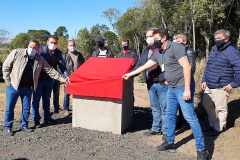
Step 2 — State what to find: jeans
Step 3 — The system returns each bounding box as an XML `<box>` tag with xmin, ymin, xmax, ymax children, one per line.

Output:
<box><xmin>166</xmin><ymin>85</ymin><xmax>205</xmax><ymax>150</ymax></box>
<box><xmin>52</xmin><ymin>80</ymin><xmax>61</xmax><ymax>111</ymax></box>
<box><xmin>63</xmin><ymin>85</ymin><xmax>70</xmax><ymax>111</ymax></box>
<box><xmin>5</xmin><ymin>85</ymin><xmax>32</xmax><ymax>129</ymax></box>
<box><xmin>32</xmin><ymin>80</ymin><xmax>54</xmax><ymax>121</ymax></box>
<box><xmin>147</xmin><ymin>82</ymin><xmax>168</xmax><ymax>133</ymax></box>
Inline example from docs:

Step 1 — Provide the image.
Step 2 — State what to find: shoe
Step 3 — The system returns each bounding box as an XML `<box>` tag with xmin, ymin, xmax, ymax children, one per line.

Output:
<box><xmin>144</xmin><ymin>130</ymin><xmax>162</xmax><ymax>136</ymax></box>
<box><xmin>44</xmin><ymin>117</ymin><xmax>56</xmax><ymax>124</ymax></box>
<box><xmin>63</xmin><ymin>110</ymin><xmax>70</xmax><ymax>117</ymax></box>
<box><xmin>202</xmin><ymin>126</ymin><xmax>214</xmax><ymax>132</ymax></box>
<box><xmin>157</xmin><ymin>142</ymin><xmax>175</xmax><ymax>151</ymax></box>
<box><xmin>206</xmin><ymin>129</ymin><xmax>220</xmax><ymax>137</ymax></box>
<box><xmin>197</xmin><ymin>149</ymin><xmax>210</xmax><ymax>160</ymax></box>
<box><xmin>34</xmin><ymin>120</ymin><xmax>41</xmax><ymax>128</ymax></box>
<box><xmin>20</xmin><ymin>126</ymin><xmax>33</xmax><ymax>132</ymax></box>
<box><xmin>54</xmin><ymin>109</ymin><xmax>63</xmax><ymax>114</ymax></box>
<box><xmin>6</xmin><ymin>129</ymin><xmax>13</xmax><ymax>136</ymax></box>
<box><xmin>162</xmin><ymin>133</ymin><xmax>167</xmax><ymax>143</ymax></box>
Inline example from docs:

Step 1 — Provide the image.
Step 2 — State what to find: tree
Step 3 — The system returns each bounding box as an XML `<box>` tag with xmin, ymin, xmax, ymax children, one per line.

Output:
<box><xmin>28</xmin><ymin>29</ymin><xmax>50</xmax><ymax>45</ymax></box>
<box><xmin>76</xmin><ymin>28</ymin><xmax>94</xmax><ymax>60</ymax></box>
<box><xmin>103</xmin><ymin>31</ymin><xmax>120</xmax><ymax>56</ymax></box>
<box><xmin>5</xmin><ymin>33</ymin><xmax>30</xmax><ymax>50</ymax></box>
<box><xmin>0</xmin><ymin>28</ymin><xmax>9</xmax><ymax>47</ymax></box>
<box><xmin>102</xmin><ymin>8</ymin><xmax>121</xmax><ymax>32</ymax></box>
<box><xmin>54</xmin><ymin>26</ymin><xmax>69</xmax><ymax>39</ymax></box>
<box><xmin>57</xmin><ymin>36</ymin><xmax>68</xmax><ymax>53</ymax></box>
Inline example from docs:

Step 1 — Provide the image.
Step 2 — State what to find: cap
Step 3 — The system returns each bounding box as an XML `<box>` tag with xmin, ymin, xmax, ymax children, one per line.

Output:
<box><xmin>96</xmin><ymin>37</ymin><xmax>104</xmax><ymax>42</ymax></box>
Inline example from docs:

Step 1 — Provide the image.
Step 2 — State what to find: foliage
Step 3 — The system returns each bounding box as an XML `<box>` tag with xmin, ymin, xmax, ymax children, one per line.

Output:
<box><xmin>103</xmin><ymin>31</ymin><xmax>120</xmax><ymax>56</ymax></box>
<box><xmin>57</xmin><ymin>36</ymin><xmax>68</xmax><ymax>53</ymax></box>
<box><xmin>5</xmin><ymin>33</ymin><xmax>30</xmax><ymax>50</ymax></box>
<box><xmin>54</xmin><ymin>26</ymin><xmax>69</xmax><ymax>39</ymax></box>
<box><xmin>0</xmin><ymin>28</ymin><xmax>9</xmax><ymax>47</ymax></box>
<box><xmin>27</xmin><ymin>29</ymin><xmax>50</xmax><ymax>45</ymax></box>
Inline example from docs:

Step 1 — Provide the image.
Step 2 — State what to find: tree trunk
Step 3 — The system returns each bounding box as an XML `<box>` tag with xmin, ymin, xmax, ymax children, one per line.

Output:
<box><xmin>204</xmin><ymin>34</ymin><xmax>210</xmax><ymax>59</ymax></box>
<box><xmin>192</xmin><ymin>18</ymin><xmax>196</xmax><ymax>51</ymax></box>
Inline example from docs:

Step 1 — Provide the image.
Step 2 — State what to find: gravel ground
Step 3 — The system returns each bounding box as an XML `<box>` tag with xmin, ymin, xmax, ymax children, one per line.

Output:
<box><xmin>0</xmin><ymin>106</ymin><xmax>195</xmax><ymax>160</ymax></box>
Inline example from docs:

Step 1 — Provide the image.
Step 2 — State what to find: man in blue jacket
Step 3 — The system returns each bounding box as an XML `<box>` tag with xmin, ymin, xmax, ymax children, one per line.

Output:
<box><xmin>133</xmin><ymin>28</ymin><xmax>168</xmax><ymax>140</ymax></box>
<box><xmin>202</xmin><ymin>29</ymin><xmax>240</xmax><ymax>136</ymax></box>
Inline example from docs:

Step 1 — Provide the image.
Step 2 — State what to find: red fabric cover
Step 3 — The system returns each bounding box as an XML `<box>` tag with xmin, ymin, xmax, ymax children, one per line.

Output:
<box><xmin>66</xmin><ymin>57</ymin><xmax>135</xmax><ymax>99</ymax></box>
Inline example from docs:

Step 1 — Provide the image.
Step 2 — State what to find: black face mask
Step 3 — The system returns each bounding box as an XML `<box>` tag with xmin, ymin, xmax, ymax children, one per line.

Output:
<box><xmin>215</xmin><ymin>39</ymin><xmax>226</xmax><ymax>48</ymax></box>
<box><xmin>98</xmin><ymin>43</ymin><xmax>104</xmax><ymax>49</ymax></box>
<box><xmin>154</xmin><ymin>39</ymin><xmax>163</xmax><ymax>49</ymax></box>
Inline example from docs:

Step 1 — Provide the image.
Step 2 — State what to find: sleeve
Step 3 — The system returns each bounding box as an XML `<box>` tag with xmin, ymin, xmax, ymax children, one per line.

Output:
<box><xmin>41</xmin><ymin>57</ymin><xmax>65</xmax><ymax>82</ymax></box>
<box><xmin>229</xmin><ymin>51</ymin><xmax>240</xmax><ymax>88</ymax></box>
<box><xmin>150</xmin><ymin>52</ymin><xmax>159</xmax><ymax>63</ymax></box>
<box><xmin>109</xmin><ymin>50</ymin><xmax>114</xmax><ymax>58</ymax></box>
<box><xmin>174</xmin><ymin>44</ymin><xmax>187</xmax><ymax>60</ymax></box>
<box><xmin>132</xmin><ymin>48</ymin><xmax>147</xmax><ymax>71</ymax></box>
<box><xmin>2</xmin><ymin>49</ymin><xmax>17</xmax><ymax>83</ymax></box>
<box><xmin>186</xmin><ymin>48</ymin><xmax>196</xmax><ymax>74</ymax></box>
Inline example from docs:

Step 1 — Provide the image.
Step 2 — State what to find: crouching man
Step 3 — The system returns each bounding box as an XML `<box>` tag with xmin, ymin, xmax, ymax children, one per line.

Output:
<box><xmin>3</xmin><ymin>40</ymin><xmax>69</xmax><ymax>136</ymax></box>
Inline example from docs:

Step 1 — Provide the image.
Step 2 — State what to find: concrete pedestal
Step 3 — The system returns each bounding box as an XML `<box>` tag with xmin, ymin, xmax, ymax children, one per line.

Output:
<box><xmin>72</xmin><ymin>79</ymin><xmax>133</xmax><ymax>134</ymax></box>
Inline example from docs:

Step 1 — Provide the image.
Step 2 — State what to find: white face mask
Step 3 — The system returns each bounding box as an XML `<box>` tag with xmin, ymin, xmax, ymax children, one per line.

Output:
<box><xmin>173</xmin><ymin>40</ymin><xmax>177</xmax><ymax>42</ymax></box>
<box><xmin>146</xmin><ymin>37</ymin><xmax>154</xmax><ymax>45</ymax></box>
<box><xmin>68</xmin><ymin>46</ymin><xmax>75</xmax><ymax>52</ymax></box>
<box><xmin>48</xmin><ymin>43</ymin><xmax>57</xmax><ymax>50</ymax></box>
<box><xmin>27</xmin><ymin>48</ymin><xmax>36</xmax><ymax>57</ymax></box>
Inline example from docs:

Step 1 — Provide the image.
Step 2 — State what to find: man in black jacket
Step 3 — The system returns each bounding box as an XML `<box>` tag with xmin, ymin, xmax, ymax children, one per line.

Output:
<box><xmin>32</xmin><ymin>35</ymin><xmax>69</xmax><ymax>127</ymax></box>
<box><xmin>116</xmin><ymin>39</ymin><xmax>138</xmax><ymax>65</ymax></box>
<box><xmin>62</xmin><ymin>40</ymin><xmax>85</xmax><ymax>116</ymax></box>
<box><xmin>133</xmin><ymin>28</ymin><xmax>168</xmax><ymax>140</ymax></box>
<box><xmin>91</xmin><ymin>37</ymin><xmax>114</xmax><ymax>58</ymax></box>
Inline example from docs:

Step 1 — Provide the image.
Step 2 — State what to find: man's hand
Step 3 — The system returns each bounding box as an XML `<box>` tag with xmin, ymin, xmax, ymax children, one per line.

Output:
<box><xmin>201</xmin><ymin>82</ymin><xmax>207</xmax><ymax>90</ymax></box>
<box><xmin>62</xmin><ymin>78</ymin><xmax>70</xmax><ymax>84</ymax></box>
<box><xmin>183</xmin><ymin>89</ymin><xmax>191</xmax><ymax>101</ymax></box>
<box><xmin>164</xmin><ymin>81</ymin><xmax>169</xmax><ymax>85</ymax></box>
<box><xmin>122</xmin><ymin>73</ymin><xmax>131</xmax><ymax>81</ymax></box>
<box><xmin>223</xmin><ymin>84</ymin><xmax>232</xmax><ymax>92</ymax></box>
<box><xmin>6</xmin><ymin>82</ymin><xmax>11</xmax><ymax>86</ymax></box>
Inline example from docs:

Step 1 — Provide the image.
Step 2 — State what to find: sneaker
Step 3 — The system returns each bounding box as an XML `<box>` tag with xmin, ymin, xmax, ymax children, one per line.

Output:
<box><xmin>157</xmin><ymin>142</ymin><xmax>175</xmax><ymax>151</ymax></box>
<box><xmin>206</xmin><ymin>129</ymin><xmax>220</xmax><ymax>137</ymax></box>
<box><xmin>44</xmin><ymin>117</ymin><xmax>56</xmax><ymax>124</ymax></box>
<box><xmin>20</xmin><ymin>126</ymin><xmax>33</xmax><ymax>132</ymax></box>
<box><xmin>162</xmin><ymin>133</ymin><xmax>167</xmax><ymax>143</ymax></box>
<box><xmin>197</xmin><ymin>149</ymin><xmax>210</xmax><ymax>160</ymax></box>
<box><xmin>144</xmin><ymin>130</ymin><xmax>162</xmax><ymax>136</ymax></box>
<box><xmin>34</xmin><ymin>120</ymin><xmax>41</xmax><ymax>128</ymax></box>
<box><xmin>63</xmin><ymin>110</ymin><xmax>70</xmax><ymax>117</ymax></box>
<box><xmin>6</xmin><ymin>129</ymin><xmax>13</xmax><ymax>136</ymax></box>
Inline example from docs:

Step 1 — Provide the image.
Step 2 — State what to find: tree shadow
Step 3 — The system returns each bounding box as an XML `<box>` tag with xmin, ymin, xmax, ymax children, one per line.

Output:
<box><xmin>125</xmin><ymin>106</ymin><xmax>153</xmax><ymax>133</ymax></box>
<box><xmin>226</xmin><ymin>99</ymin><xmax>240</xmax><ymax>129</ymax></box>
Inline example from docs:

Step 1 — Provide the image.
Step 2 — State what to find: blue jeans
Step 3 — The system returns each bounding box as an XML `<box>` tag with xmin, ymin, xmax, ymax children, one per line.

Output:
<box><xmin>63</xmin><ymin>85</ymin><xmax>70</xmax><ymax>111</ymax></box>
<box><xmin>5</xmin><ymin>85</ymin><xmax>32</xmax><ymax>129</ymax></box>
<box><xmin>147</xmin><ymin>82</ymin><xmax>168</xmax><ymax>133</ymax></box>
<box><xmin>166</xmin><ymin>85</ymin><xmax>205</xmax><ymax>150</ymax></box>
<box><xmin>52</xmin><ymin>80</ymin><xmax>60</xmax><ymax>111</ymax></box>
<box><xmin>32</xmin><ymin>80</ymin><xmax>54</xmax><ymax>121</ymax></box>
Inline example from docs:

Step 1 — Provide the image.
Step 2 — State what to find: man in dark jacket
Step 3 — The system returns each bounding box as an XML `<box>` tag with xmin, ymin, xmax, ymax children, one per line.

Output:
<box><xmin>32</xmin><ymin>35</ymin><xmax>69</xmax><ymax>127</ymax></box>
<box><xmin>133</xmin><ymin>28</ymin><xmax>168</xmax><ymax>140</ymax></box>
<box><xmin>202</xmin><ymin>29</ymin><xmax>240</xmax><ymax>136</ymax></box>
<box><xmin>91</xmin><ymin>37</ymin><xmax>114</xmax><ymax>58</ymax></box>
<box><xmin>62</xmin><ymin>40</ymin><xmax>85</xmax><ymax>116</ymax></box>
<box><xmin>116</xmin><ymin>39</ymin><xmax>138</xmax><ymax>65</ymax></box>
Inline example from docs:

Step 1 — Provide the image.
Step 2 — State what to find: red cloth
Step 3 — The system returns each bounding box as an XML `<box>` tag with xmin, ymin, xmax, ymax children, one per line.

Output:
<box><xmin>66</xmin><ymin>57</ymin><xmax>135</xmax><ymax>99</ymax></box>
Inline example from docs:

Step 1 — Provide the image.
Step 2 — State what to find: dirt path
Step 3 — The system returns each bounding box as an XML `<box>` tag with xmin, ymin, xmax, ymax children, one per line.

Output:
<box><xmin>0</xmin><ymin>82</ymin><xmax>239</xmax><ymax>159</ymax></box>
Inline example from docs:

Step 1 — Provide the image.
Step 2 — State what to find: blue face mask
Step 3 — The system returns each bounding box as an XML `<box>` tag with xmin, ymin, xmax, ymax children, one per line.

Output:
<box><xmin>215</xmin><ymin>39</ymin><xmax>226</xmax><ymax>48</ymax></box>
<box><xmin>27</xmin><ymin>48</ymin><xmax>36</xmax><ymax>57</ymax></box>
<box><xmin>122</xmin><ymin>45</ymin><xmax>128</xmax><ymax>50</ymax></box>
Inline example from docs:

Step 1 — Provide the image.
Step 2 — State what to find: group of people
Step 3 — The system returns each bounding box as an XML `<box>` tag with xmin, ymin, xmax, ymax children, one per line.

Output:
<box><xmin>2</xmin><ymin>27</ymin><xmax>240</xmax><ymax>160</ymax></box>
<box><xmin>123</xmin><ymin>28</ymin><xmax>240</xmax><ymax>160</ymax></box>
<box><xmin>2</xmin><ymin>35</ymin><xmax>138</xmax><ymax>136</ymax></box>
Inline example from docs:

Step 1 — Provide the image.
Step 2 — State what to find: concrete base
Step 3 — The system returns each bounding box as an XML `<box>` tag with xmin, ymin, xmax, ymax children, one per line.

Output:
<box><xmin>72</xmin><ymin>79</ymin><xmax>133</xmax><ymax>134</ymax></box>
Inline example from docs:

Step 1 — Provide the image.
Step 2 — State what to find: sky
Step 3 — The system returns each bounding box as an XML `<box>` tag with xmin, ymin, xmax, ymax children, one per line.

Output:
<box><xmin>0</xmin><ymin>0</ymin><xmax>137</xmax><ymax>39</ymax></box>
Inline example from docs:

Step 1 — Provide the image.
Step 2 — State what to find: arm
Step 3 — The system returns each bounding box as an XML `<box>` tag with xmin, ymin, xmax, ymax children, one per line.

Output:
<box><xmin>2</xmin><ymin>49</ymin><xmax>17</xmax><ymax>85</ymax></box>
<box><xmin>178</xmin><ymin>56</ymin><xmax>191</xmax><ymax>100</ymax></box>
<box><xmin>57</xmin><ymin>52</ymin><xmax>69</xmax><ymax>78</ymax></box>
<box><xmin>123</xmin><ymin>60</ymin><xmax>157</xmax><ymax>80</ymax></box>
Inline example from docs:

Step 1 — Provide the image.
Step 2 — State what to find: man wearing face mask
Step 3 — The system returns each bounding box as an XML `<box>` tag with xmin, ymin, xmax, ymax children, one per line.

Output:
<box><xmin>116</xmin><ymin>39</ymin><xmax>138</xmax><ymax>65</ymax></box>
<box><xmin>91</xmin><ymin>37</ymin><xmax>114</xmax><ymax>58</ymax></box>
<box><xmin>62</xmin><ymin>40</ymin><xmax>85</xmax><ymax>116</ymax></box>
<box><xmin>32</xmin><ymin>35</ymin><xmax>69</xmax><ymax>128</ymax></box>
<box><xmin>202</xmin><ymin>29</ymin><xmax>240</xmax><ymax>137</ymax></box>
<box><xmin>132</xmin><ymin>28</ymin><xmax>168</xmax><ymax>140</ymax></box>
<box><xmin>2</xmin><ymin>40</ymin><xmax>69</xmax><ymax>136</ymax></box>
<box><xmin>123</xmin><ymin>28</ymin><xmax>209</xmax><ymax>160</ymax></box>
